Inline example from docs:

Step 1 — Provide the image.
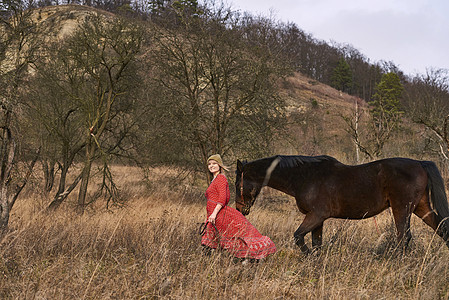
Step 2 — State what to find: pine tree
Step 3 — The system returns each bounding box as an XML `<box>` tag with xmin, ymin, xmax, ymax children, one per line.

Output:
<box><xmin>370</xmin><ymin>72</ymin><xmax>403</xmax><ymax>128</ymax></box>
<box><xmin>331</xmin><ymin>57</ymin><xmax>353</xmax><ymax>93</ymax></box>
<box><xmin>369</xmin><ymin>72</ymin><xmax>404</xmax><ymax>157</ymax></box>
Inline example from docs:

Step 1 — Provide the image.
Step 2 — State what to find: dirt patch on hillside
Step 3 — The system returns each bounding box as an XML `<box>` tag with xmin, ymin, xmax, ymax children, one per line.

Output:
<box><xmin>280</xmin><ymin>72</ymin><xmax>366</xmax><ymax>115</ymax></box>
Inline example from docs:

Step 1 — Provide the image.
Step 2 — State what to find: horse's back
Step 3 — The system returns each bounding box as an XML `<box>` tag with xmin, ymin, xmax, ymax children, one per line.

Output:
<box><xmin>346</xmin><ymin>158</ymin><xmax>428</xmax><ymax>196</ymax></box>
<box><xmin>307</xmin><ymin>157</ymin><xmax>428</xmax><ymax>219</ymax></box>
<box><xmin>373</xmin><ymin>157</ymin><xmax>427</xmax><ymax>184</ymax></box>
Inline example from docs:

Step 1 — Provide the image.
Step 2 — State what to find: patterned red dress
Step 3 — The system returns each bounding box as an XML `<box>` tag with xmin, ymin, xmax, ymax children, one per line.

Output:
<box><xmin>201</xmin><ymin>174</ymin><xmax>276</xmax><ymax>259</ymax></box>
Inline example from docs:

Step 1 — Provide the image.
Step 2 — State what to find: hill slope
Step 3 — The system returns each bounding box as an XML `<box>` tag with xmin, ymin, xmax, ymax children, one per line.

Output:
<box><xmin>14</xmin><ymin>5</ymin><xmax>367</xmax><ymax>161</ymax></box>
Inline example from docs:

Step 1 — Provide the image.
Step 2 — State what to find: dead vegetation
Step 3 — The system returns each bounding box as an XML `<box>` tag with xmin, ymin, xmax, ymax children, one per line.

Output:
<box><xmin>1</xmin><ymin>166</ymin><xmax>448</xmax><ymax>299</ymax></box>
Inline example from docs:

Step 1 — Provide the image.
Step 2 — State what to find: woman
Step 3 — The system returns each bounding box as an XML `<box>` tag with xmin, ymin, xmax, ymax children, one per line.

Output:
<box><xmin>201</xmin><ymin>154</ymin><xmax>276</xmax><ymax>260</ymax></box>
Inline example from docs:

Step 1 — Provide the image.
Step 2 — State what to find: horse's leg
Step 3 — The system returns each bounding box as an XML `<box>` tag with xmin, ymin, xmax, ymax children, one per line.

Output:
<box><xmin>311</xmin><ymin>223</ymin><xmax>323</xmax><ymax>249</ymax></box>
<box><xmin>390</xmin><ymin>206</ymin><xmax>413</xmax><ymax>251</ymax></box>
<box><xmin>294</xmin><ymin>213</ymin><xmax>324</xmax><ymax>254</ymax></box>
<box><xmin>413</xmin><ymin>195</ymin><xmax>449</xmax><ymax>247</ymax></box>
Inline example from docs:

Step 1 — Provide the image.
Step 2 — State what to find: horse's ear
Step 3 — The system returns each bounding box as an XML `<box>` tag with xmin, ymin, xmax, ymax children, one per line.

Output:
<box><xmin>237</xmin><ymin>159</ymin><xmax>243</xmax><ymax>173</ymax></box>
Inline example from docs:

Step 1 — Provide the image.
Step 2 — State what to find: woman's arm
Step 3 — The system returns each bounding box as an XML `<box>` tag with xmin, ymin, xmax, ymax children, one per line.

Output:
<box><xmin>208</xmin><ymin>174</ymin><xmax>228</xmax><ymax>224</ymax></box>
<box><xmin>208</xmin><ymin>204</ymin><xmax>222</xmax><ymax>224</ymax></box>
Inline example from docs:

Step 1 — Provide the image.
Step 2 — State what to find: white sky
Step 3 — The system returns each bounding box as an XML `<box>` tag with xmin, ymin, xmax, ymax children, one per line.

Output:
<box><xmin>223</xmin><ymin>0</ymin><xmax>449</xmax><ymax>76</ymax></box>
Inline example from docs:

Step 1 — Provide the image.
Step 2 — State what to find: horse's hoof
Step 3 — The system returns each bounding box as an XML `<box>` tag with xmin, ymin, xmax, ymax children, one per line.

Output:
<box><xmin>311</xmin><ymin>248</ymin><xmax>322</xmax><ymax>257</ymax></box>
<box><xmin>300</xmin><ymin>247</ymin><xmax>311</xmax><ymax>255</ymax></box>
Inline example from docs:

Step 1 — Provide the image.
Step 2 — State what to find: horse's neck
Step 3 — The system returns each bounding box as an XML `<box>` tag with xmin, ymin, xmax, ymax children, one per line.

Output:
<box><xmin>263</xmin><ymin>167</ymin><xmax>297</xmax><ymax>197</ymax></box>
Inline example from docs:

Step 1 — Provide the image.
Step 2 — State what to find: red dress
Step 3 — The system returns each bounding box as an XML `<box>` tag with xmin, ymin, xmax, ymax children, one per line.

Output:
<box><xmin>201</xmin><ymin>174</ymin><xmax>276</xmax><ymax>259</ymax></box>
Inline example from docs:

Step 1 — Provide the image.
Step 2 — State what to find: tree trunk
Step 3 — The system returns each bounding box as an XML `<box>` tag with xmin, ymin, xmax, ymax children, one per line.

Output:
<box><xmin>77</xmin><ymin>160</ymin><xmax>92</xmax><ymax>214</ymax></box>
<box><xmin>47</xmin><ymin>163</ymin><xmax>69</xmax><ymax>210</ymax></box>
<box><xmin>47</xmin><ymin>141</ymin><xmax>86</xmax><ymax>211</ymax></box>
<box><xmin>0</xmin><ymin>114</ymin><xmax>15</xmax><ymax>232</ymax></box>
<box><xmin>355</xmin><ymin>99</ymin><xmax>360</xmax><ymax>163</ymax></box>
<box><xmin>76</xmin><ymin>142</ymin><xmax>95</xmax><ymax>214</ymax></box>
<box><xmin>0</xmin><ymin>185</ymin><xmax>10</xmax><ymax>233</ymax></box>
<box><xmin>47</xmin><ymin>165</ymin><xmax>84</xmax><ymax>211</ymax></box>
<box><xmin>42</xmin><ymin>159</ymin><xmax>56</xmax><ymax>194</ymax></box>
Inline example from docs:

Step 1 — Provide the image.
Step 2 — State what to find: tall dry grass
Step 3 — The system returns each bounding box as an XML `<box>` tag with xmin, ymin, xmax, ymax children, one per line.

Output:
<box><xmin>1</xmin><ymin>166</ymin><xmax>449</xmax><ymax>299</ymax></box>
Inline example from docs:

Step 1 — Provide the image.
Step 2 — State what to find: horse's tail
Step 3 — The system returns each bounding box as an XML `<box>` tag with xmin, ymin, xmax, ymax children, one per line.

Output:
<box><xmin>420</xmin><ymin>161</ymin><xmax>449</xmax><ymax>239</ymax></box>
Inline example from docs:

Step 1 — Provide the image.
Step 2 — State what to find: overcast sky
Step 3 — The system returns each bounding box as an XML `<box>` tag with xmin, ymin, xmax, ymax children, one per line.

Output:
<box><xmin>223</xmin><ymin>0</ymin><xmax>449</xmax><ymax>76</ymax></box>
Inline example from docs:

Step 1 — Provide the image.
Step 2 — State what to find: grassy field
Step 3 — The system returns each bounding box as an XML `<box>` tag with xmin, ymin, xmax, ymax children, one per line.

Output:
<box><xmin>1</xmin><ymin>166</ymin><xmax>449</xmax><ymax>299</ymax></box>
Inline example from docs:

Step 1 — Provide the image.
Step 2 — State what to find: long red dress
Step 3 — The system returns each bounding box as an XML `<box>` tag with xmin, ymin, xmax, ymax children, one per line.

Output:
<box><xmin>201</xmin><ymin>174</ymin><xmax>276</xmax><ymax>259</ymax></box>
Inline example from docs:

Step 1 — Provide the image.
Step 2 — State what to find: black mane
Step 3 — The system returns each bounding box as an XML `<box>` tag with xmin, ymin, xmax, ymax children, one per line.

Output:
<box><xmin>237</xmin><ymin>155</ymin><xmax>340</xmax><ymax>177</ymax></box>
<box><xmin>276</xmin><ymin>155</ymin><xmax>339</xmax><ymax>169</ymax></box>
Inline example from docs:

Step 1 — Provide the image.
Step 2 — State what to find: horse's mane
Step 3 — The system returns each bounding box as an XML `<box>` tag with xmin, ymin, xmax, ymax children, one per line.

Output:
<box><xmin>240</xmin><ymin>155</ymin><xmax>339</xmax><ymax>173</ymax></box>
<box><xmin>277</xmin><ymin>155</ymin><xmax>338</xmax><ymax>169</ymax></box>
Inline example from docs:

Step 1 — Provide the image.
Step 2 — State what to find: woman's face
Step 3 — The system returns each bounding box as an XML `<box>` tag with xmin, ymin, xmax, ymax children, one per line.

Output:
<box><xmin>208</xmin><ymin>160</ymin><xmax>221</xmax><ymax>175</ymax></box>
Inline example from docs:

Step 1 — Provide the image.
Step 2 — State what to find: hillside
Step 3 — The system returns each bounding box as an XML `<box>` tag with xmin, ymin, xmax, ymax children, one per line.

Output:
<box><xmin>5</xmin><ymin>4</ymin><xmax>368</xmax><ymax>162</ymax></box>
<box><xmin>275</xmin><ymin>71</ymin><xmax>365</xmax><ymax>160</ymax></box>
<box><xmin>282</xmin><ymin>72</ymin><xmax>363</xmax><ymax>113</ymax></box>
<box><xmin>32</xmin><ymin>4</ymin><xmax>115</xmax><ymax>39</ymax></box>
<box><xmin>30</xmin><ymin>4</ymin><xmax>365</xmax><ymax>110</ymax></box>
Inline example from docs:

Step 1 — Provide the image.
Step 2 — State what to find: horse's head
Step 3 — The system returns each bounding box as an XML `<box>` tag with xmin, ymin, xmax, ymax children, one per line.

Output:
<box><xmin>235</xmin><ymin>159</ymin><xmax>262</xmax><ymax>215</ymax></box>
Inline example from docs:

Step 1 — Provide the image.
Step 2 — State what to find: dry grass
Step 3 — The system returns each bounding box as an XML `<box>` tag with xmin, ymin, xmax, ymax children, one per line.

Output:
<box><xmin>1</xmin><ymin>166</ymin><xmax>449</xmax><ymax>299</ymax></box>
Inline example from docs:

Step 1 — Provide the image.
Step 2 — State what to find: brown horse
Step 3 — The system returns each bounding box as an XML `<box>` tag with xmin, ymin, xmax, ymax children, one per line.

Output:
<box><xmin>235</xmin><ymin>155</ymin><xmax>449</xmax><ymax>254</ymax></box>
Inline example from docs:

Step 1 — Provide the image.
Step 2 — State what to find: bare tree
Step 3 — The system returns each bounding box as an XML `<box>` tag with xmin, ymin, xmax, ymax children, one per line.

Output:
<box><xmin>403</xmin><ymin>68</ymin><xmax>449</xmax><ymax>160</ymax></box>
<box><xmin>25</xmin><ymin>61</ymin><xmax>86</xmax><ymax>209</ymax></box>
<box><xmin>28</xmin><ymin>13</ymin><xmax>144</xmax><ymax>213</ymax></box>
<box><xmin>0</xmin><ymin>0</ymin><xmax>40</xmax><ymax>231</ymax></box>
<box><xmin>145</xmin><ymin>5</ymin><xmax>288</xmax><ymax>176</ymax></box>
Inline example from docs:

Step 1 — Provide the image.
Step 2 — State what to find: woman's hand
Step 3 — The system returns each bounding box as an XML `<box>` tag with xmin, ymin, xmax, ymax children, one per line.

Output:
<box><xmin>208</xmin><ymin>214</ymin><xmax>217</xmax><ymax>224</ymax></box>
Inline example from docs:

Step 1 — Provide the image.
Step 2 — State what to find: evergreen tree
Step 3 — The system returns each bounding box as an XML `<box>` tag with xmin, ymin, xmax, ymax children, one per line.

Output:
<box><xmin>370</xmin><ymin>72</ymin><xmax>403</xmax><ymax>127</ymax></box>
<box><xmin>369</xmin><ymin>72</ymin><xmax>404</xmax><ymax>157</ymax></box>
<box><xmin>331</xmin><ymin>57</ymin><xmax>353</xmax><ymax>93</ymax></box>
